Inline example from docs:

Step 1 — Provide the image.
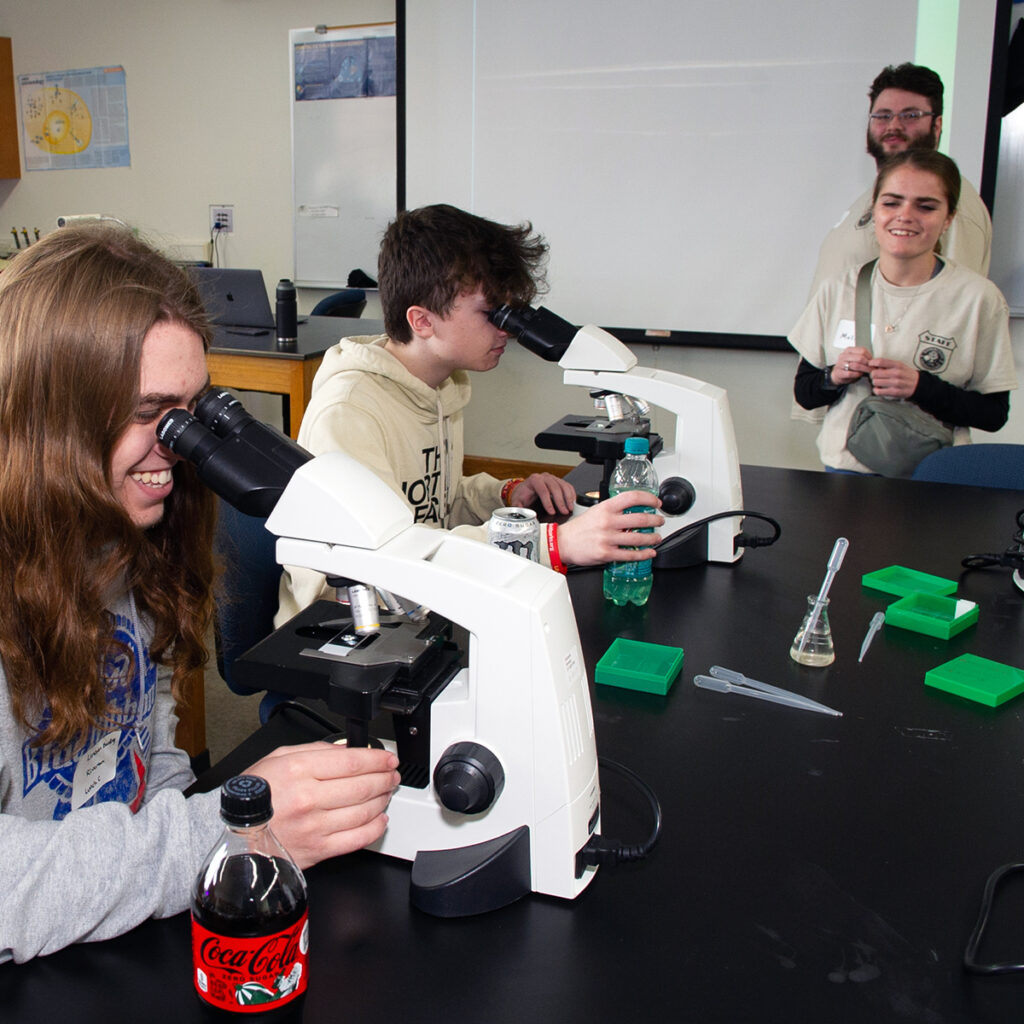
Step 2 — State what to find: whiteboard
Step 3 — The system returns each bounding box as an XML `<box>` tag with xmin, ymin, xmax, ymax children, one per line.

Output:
<box><xmin>991</xmin><ymin>107</ymin><xmax>1024</xmax><ymax>314</ymax></box>
<box><xmin>404</xmin><ymin>1</ymin><xmax>928</xmax><ymax>338</ymax></box>
<box><xmin>990</xmin><ymin>15</ymin><xmax>1024</xmax><ymax>315</ymax></box>
<box><xmin>290</xmin><ymin>24</ymin><xmax>396</xmax><ymax>288</ymax></box>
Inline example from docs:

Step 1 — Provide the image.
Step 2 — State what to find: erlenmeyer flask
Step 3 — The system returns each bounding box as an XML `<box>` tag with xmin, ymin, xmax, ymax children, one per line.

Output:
<box><xmin>790</xmin><ymin>595</ymin><xmax>835</xmax><ymax>666</ymax></box>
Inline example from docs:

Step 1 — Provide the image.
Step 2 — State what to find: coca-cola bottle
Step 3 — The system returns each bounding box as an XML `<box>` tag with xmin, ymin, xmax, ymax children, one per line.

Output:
<box><xmin>191</xmin><ymin>775</ymin><xmax>309</xmax><ymax>1016</ymax></box>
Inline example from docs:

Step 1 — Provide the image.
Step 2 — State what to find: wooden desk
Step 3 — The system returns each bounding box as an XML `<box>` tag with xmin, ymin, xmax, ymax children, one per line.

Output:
<box><xmin>173</xmin><ymin>668</ymin><xmax>208</xmax><ymax>771</ymax></box>
<box><xmin>207</xmin><ymin>316</ymin><xmax>383</xmax><ymax>439</ymax></box>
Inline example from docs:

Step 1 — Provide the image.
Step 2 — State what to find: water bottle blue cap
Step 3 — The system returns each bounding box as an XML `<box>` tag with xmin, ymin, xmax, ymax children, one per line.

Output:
<box><xmin>623</xmin><ymin>436</ymin><xmax>649</xmax><ymax>455</ymax></box>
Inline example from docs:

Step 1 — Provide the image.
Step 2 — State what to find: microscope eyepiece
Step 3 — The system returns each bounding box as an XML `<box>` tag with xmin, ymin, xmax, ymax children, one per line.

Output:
<box><xmin>156</xmin><ymin>409</ymin><xmax>215</xmax><ymax>463</ymax></box>
<box><xmin>194</xmin><ymin>388</ymin><xmax>251</xmax><ymax>436</ymax></box>
<box><xmin>194</xmin><ymin>388</ymin><xmax>311</xmax><ymax>478</ymax></box>
<box><xmin>157</xmin><ymin>398</ymin><xmax>313</xmax><ymax>518</ymax></box>
<box><xmin>487</xmin><ymin>305</ymin><xmax>521</xmax><ymax>335</ymax></box>
<box><xmin>488</xmin><ymin>304</ymin><xmax>578</xmax><ymax>362</ymax></box>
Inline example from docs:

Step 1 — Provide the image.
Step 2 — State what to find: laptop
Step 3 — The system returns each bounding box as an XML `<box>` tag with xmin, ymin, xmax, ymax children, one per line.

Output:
<box><xmin>191</xmin><ymin>268</ymin><xmax>275</xmax><ymax>329</ymax></box>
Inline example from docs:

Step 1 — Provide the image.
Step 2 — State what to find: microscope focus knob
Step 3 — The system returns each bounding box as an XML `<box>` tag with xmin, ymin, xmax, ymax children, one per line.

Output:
<box><xmin>434</xmin><ymin>742</ymin><xmax>505</xmax><ymax>815</ymax></box>
<box><xmin>658</xmin><ymin>476</ymin><xmax>696</xmax><ymax>516</ymax></box>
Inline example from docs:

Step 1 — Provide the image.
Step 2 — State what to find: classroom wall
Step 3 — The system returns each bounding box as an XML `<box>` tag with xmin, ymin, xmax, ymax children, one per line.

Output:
<box><xmin>0</xmin><ymin>0</ymin><xmax>393</xmax><ymax>308</ymax></box>
<box><xmin>1</xmin><ymin>1</ymin><xmax>1021</xmax><ymax>472</ymax></box>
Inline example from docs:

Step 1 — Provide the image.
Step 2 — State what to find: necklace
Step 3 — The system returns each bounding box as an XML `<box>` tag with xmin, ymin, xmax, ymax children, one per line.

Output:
<box><xmin>876</xmin><ymin>253</ymin><xmax>946</xmax><ymax>329</ymax></box>
<box><xmin>875</xmin><ymin>264</ymin><xmax>927</xmax><ymax>333</ymax></box>
<box><xmin>879</xmin><ymin>286</ymin><xmax>923</xmax><ymax>333</ymax></box>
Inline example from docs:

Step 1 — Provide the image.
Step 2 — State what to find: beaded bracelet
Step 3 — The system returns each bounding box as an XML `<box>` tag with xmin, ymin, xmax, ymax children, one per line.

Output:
<box><xmin>500</xmin><ymin>477</ymin><xmax>524</xmax><ymax>505</ymax></box>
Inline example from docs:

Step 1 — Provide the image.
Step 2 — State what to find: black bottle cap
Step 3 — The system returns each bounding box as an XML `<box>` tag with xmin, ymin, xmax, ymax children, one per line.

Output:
<box><xmin>220</xmin><ymin>774</ymin><xmax>273</xmax><ymax>826</ymax></box>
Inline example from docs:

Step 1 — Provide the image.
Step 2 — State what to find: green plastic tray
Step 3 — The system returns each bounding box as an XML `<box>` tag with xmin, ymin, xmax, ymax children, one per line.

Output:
<box><xmin>595</xmin><ymin>638</ymin><xmax>683</xmax><ymax>695</ymax></box>
<box><xmin>861</xmin><ymin>565</ymin><xmax>958</xmax><ymax>598</ymax></box>
<box><xmin>884</xmin><ymin>592</ymin><xmax>978</xmax><ymax>639</ymax></box>
<box><xmin>925</xmin><ymin>653</ymin><xmax>1024</xmax><ymax>707</ymax></box>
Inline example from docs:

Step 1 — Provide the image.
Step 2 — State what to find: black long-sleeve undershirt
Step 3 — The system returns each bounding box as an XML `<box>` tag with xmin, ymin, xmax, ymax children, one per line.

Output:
<box><xmin>793</xmin><ymin>358</ymin><xmax>1009</xmax><ymax>432</ymax></box>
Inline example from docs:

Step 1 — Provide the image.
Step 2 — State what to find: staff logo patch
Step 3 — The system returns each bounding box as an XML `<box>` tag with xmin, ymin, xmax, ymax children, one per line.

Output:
<box><xmin>914</xmin><ymin>331</ymin><xmax>956</xmax><ymax>375</ymax></box>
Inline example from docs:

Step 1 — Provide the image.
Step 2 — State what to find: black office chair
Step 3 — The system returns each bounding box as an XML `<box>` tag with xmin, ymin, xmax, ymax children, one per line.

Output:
<box><xmin>310</xmin><ymin>288</ymin><xmax>367</xmax><ymax>318</ymax></box>
<box><xmin>214</xmin><ymin>498</ymin><xmax>287</xmax><ymax>723</ymax></box>
<box><xmin>911</xmin><ymin>443</ymin><xmax>1024</xmax><ymax>490</ymax></box>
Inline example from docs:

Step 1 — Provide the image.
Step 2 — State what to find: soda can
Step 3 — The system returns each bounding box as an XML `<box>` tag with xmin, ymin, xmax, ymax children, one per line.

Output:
<box><xmin>487</xmin><ymin>507</ymin><xmax>540</xmax><ymax>562</ymax></box>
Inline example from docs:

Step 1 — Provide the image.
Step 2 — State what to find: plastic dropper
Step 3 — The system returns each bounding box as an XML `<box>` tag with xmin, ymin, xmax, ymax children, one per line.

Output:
<box><xmin>858</xmin><ymin>611</ymin><xmax>885</xmax><ymax>663</ymax></box>
<box><xmin>796</xmin><ymin>537</ymin><xmax>849</xmax><ymax>656</ymax></box>
<box><xmin>697</xmin><ymin>666</ymin><xmax>842</xmax><ymax>716</ymax></box>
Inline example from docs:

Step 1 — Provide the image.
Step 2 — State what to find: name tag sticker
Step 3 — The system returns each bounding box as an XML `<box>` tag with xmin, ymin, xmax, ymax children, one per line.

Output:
<box><xmin>71</xmin><ymin>730</ymin><xmax>120</xmax><ymax>811</ymax></box>
<box><xmin>834</xmin><ymin>320</ymin><xmax>856</xmax><ymax>348</ymax></box>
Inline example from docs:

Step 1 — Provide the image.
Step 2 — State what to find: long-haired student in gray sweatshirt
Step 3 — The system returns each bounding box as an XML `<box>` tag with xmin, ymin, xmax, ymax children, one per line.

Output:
<box><xmin>0</xmin><ymin>224</ymin><xmax>399</xmax><ymax>963</ymax></box>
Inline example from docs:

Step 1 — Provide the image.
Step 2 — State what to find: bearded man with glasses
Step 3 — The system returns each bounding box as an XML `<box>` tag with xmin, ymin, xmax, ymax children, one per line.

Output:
<box><xmin>808</xmin><ymin>62</ymin><xmax>992</xmax><ymax>294</ymax></box>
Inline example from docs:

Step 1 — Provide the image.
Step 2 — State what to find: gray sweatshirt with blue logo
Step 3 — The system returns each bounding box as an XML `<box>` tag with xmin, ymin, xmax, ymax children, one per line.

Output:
<box><xmin>0</xmin><ymin>592</ymin><xmax>221</xmax><ymax>964</ymax></box>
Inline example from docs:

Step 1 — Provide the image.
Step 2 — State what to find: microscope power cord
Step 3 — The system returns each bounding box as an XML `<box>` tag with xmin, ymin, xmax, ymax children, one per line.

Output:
<box><xmin>565</xmin><ymin>509</ymin><xmax>781</xmax><ymax>575</ymax></box>
<box><xmin>576</xmin><ymin>757</ymin><xmax>663</xmax><ymax>871</ymax></box>
<box><xmin>665</xmin><ymin>509</ymin><xmax>782</xmax><ymax>553</ymax></box>
<box><xmin>733</xmin><ymin>510</ymin><xmax>782</xmax><ymax>551</ymax></box>
<box><xmin>961</xmin><ymin>508</ymin><xmax>1024</xmax><ymax>573</ymax></box>
<box><xmin>964</xmin><ymin>861</ymin><xmax>1024</xmax><ymax>974</ymax></box>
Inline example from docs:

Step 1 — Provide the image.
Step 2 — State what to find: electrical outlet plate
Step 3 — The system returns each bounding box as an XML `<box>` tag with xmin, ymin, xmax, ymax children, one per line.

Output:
<box><xmin>210</xmin><ymin>205</ymin><xmax>234</xmax><ymax>233</ymax></box>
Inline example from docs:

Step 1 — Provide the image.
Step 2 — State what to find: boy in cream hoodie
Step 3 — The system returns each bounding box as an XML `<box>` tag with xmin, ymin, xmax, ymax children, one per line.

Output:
<box><xmin>277</xmin><ymin>204</ymin><xmax>662</xmax><ymax>623</ymax></box>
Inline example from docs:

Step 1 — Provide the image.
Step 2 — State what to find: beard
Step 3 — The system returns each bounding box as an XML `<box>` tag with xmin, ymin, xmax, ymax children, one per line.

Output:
<box><xmin>866</xmin><ymin>121</ymin><xmax>940</xmax><ymax>164</ymax></box>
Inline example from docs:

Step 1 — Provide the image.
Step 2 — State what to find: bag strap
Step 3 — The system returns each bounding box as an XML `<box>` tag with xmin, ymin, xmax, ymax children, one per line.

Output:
<box><xmin>855</xmin><ymin>259</ymin><xmax>877</xmax><ymax>355</ymax></box>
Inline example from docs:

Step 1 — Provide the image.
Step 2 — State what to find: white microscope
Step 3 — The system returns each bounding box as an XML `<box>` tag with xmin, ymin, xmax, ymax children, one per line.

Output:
<box><xmin>158</xmin><ymin>395</ymin><xmax>603</xmax><ymax>918</ymax></box>
<box><xmin>490</xmin><ymin>304</ymin><xmax>745</xmax><ymax>567</ymax></box>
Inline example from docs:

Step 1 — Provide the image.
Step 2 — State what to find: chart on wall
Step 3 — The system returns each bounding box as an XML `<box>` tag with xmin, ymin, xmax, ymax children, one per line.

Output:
<box><xmin>290</xmin><ymin>24</ymin><xmax>397</xmax><ymax>288</ymax></box>
<box><xmin>18</xmin><ymin>65</ymin><xmax>130</xmax><ymax>171</ymax></box>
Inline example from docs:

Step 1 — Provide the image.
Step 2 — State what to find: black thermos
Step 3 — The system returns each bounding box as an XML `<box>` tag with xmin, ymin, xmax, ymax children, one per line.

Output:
<box><xmin>276</xmin><ymin>278</ymin><xmax>297</xmax><ymax>344</ymax></box>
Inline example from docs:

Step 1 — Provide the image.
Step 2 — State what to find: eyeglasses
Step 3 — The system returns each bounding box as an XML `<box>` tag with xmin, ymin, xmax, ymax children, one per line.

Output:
<box><xmin>869</xmin><ymin>110</ymin><xmax>936</xmax><ymax>124</ymax></box>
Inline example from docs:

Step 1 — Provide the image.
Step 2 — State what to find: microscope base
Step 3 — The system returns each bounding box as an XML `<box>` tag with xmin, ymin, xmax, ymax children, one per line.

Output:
<box><xmin>410</xmin><ymin>825</ymin><xmax>532</xmax><ymax>917</ymax></box>
<box><xmin>654</xmin><ymin>523</ymin><xmax>711</xmax><ymax>569</ymax></box>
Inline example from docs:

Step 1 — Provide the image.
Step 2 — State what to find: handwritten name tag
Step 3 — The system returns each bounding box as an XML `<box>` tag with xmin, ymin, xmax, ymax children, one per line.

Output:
<box><xmin>71</xmin><ymin>730</ymin><xmax>121</xmax><ymax>811</ymax></box>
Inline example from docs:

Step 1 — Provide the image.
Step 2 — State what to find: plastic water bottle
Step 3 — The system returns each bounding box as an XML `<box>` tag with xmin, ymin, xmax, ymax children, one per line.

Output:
<box><xmin>603</xmin><ymin>436</ymin><xmax>658</xmax><ymax>607</ymax></box>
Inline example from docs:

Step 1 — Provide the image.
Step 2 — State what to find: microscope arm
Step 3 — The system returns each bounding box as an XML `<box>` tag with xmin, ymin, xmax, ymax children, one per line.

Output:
<box><xmin>558</xmin><ymin>327</ymin><xmax>744</xmax><ymax>565</ymax></box>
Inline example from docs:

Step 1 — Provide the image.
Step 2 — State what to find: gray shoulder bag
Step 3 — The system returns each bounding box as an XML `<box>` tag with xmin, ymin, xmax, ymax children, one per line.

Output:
<box><xmin>844</xmin><ymin>260</ymin><xmax>953</xmax><ymax>477</ymax></box>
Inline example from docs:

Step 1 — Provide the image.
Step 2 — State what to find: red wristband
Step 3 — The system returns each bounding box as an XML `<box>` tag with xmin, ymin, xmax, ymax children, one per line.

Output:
<box><xmin>547</xmin><ymin>523</ymin><xmax>568</xmax><ymax>574</ymax></box>
<box><xmin>501</xmin><ymin>477</ymin><xmax>524</xmax><ymax>505</ymax></box>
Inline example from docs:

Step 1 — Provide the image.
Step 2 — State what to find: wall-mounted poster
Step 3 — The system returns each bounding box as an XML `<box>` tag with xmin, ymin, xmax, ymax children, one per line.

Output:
<box><xmin>18</xmin><ymin>65</ymin><xmax>130</xmax><ymax>171</ymax></box>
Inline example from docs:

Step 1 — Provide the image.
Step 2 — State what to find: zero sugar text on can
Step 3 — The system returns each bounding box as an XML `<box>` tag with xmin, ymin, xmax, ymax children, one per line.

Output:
<box><xmin>487</xmin><ymin>507</ymin><xmax>540</xmax><ymax>562</ymax></box>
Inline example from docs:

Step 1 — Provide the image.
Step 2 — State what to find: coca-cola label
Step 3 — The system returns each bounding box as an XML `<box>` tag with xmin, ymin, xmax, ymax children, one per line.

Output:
<box><xmin>191</xmin><ymin>911</ymin><xmax>309</xmax><ymax>1013</ymax></box>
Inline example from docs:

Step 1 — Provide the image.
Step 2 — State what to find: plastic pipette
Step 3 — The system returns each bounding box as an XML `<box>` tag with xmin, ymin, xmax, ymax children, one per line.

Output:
<box><xmin>694</xmin><ymin>667</ymin><xmax>842</xmax><ymax>716</ymax></box>
<box><xmin>858</xmin><ymin>611</ymin><xmax>885</xmax><ymax>663</ymax></box>
<box><xmin>709</xmin><ymin>666</ymin><xmax>842</xmax><ymax>714</ymax></box>
<box><xmin>796</xmin><ymin>537</ymin><xmax>849</xmax><ymax>655</ymax></box>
